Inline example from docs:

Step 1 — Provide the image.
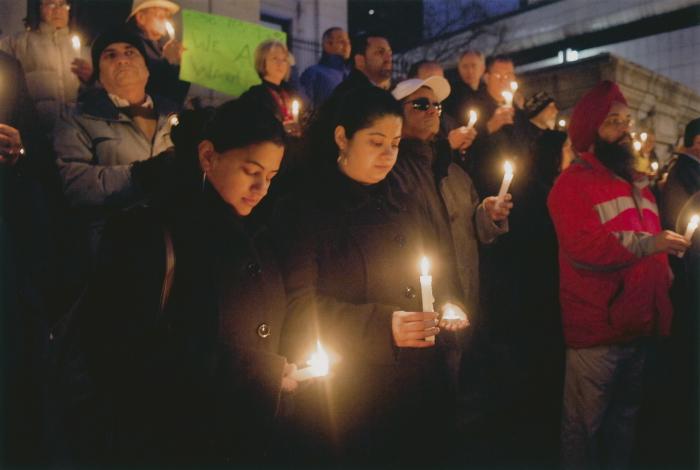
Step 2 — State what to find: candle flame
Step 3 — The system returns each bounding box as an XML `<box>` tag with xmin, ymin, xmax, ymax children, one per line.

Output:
<box><xmin>510</xmin><ymin>81</ymin><xmax>518</xmax><ymax>92</ymax></box>
<box><xmin>441</xmin><ymin>302</ymin><xmax>466</xmax><ymax>321</ymax></box>
<box><xmin>308</xmin><ymin>340</ymin><xmax>329</xmax><ymax>377</ymax></box>
<box><xmin>420</xmin><ymin>256</ymin><xmax>430</xmax><ymax>276</ymax></box>
<box><xmin>640</xmin><ymin>132</ymin><xmax>648</xmax><ymax>142</ymax></box>
<box><xmin>165</xmin><ymin>20</ymin><xmax>175</xmax><ymax>39</ymax></box>
<box><xmin>504</xmin><ymin>160</ymin><xmax>514</xmax><ymax>176</ymax></box>
<box><xmin>558</xmin><ymin>119</ymin><xmax>566</xmax><ymax>128</ymax></box>
<box><xmin>651</xmin><ymin>161</ymin><xmax>659</xmax><ymax>172</ymax></box>
<box><xmin>467</xmin><ymin>109</ymin><xmax>477</xmax><ymax>127</ymax></box>
<box><xmin>633</xmin><ymin>141</ymin><xmax>642</xmax><ymax>152</ymax></box>
<box><xmin>169</xmin><ymin>114</ymin><xmax>179</xmax><ymax>127</ymax></box>
<box><xmin>690</xmin><ymin>215</ymin><xmax>700</xmax><ymax>229</ymax></box>
<box><xmin>292</xmin><ymin>99</ymin><xmax>300</xmax><ymax>117</ymax></box>
<box><xmin>71</xmin><ymin>34</ymin><xmax>81</xmax><ymax>51</ymax></box>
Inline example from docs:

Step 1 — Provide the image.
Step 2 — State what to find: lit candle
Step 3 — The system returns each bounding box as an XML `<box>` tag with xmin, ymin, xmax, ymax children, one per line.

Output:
<box><xmin>497</xmin><ymin>160</ymin><xmax>514</xmax><ymax>199</ymax></box>
<box><xmin>633</xmin><ymin>140</ymin><xmax>642</xmax><ymax>152</ymax></box>
<box><xmin>419</xmin><ymin>257</ymin><xmax>435</xmax><ymax>343</ymax></box>
<box><xmin>169</xmin><ymin>114</ymin><xmax>179</xmax><ymax>127</ymax></box>
<box><xmin>640</xmin><ymin>132</ymin><xmax>648</xmax><ymax>143</ymax></box>
<box><xmin>558</xmin><ymin>119</ymin><xmax>566</xmax><ymax>129</ymax></box>
<box><xmin>460</xmin><ymin>109</ymin><xmax>478</xmax><ymax>134</ymax></box>
<box><xmin>650</xmin><ymin>161</ymin><xmax>659</xmax><ymax>173</ymax></box>
<box><xmin>684</xmin><ymin>214</ymin><xmax>699</xmax><ymax>242</ymax></box>
<box><xmin>510</xmin><ymin>81</ymin><xmax>518</xmax><ymax>93</ymax></box>
<box><xmin>165</xmin><ymin>20</ymin><xmax>175</xmax><ymax>40</ymax></box>
<box><xmin>71</xmin><ymin>34</ymin><xmax>81</xmax><ymax>54</ymax></box>
<box><xmin>291</xmin><ymin>99</ymin><xmax>300</xmax><ymax>122</ymax></box>
<box><xmin>291</xmin><ymin>340</ymin><xmax>330</xmax><ymax>382</ymax></box>
<box><xmin>441</xmin><ymin>302</ymin><xmax>467</xmax><ymax>322</ymax></box>
<box><xmin>501</xmin><ymin>91</ymin><xmax>513</xmax><ymax>108</ymax></box>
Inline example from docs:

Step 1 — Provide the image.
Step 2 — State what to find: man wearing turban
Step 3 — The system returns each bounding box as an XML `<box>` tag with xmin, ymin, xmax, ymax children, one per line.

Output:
<box><xmin>547</xmin><ymin>81</ymin><xmax>689</xmax><ymax>469</ymax></box>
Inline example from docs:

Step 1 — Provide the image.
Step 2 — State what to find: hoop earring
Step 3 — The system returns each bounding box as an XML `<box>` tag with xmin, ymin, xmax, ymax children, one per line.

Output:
<box><xmin>201</xmin><ymin>171</ymin><xmax>207</xmax><ymax>192</ymax></box>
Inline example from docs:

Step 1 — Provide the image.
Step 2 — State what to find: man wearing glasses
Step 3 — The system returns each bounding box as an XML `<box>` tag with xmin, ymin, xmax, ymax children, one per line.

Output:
<box><xmin>548</xmin><ymin>81</ymin><xmax>688</xmax><ymax>469</ymax></box>
<box><xmin>390</xmin><ymin>77</ymin><xmax>511</xmax><ymax>417</ymax></box>
<box><xmin>0</xmin><ymin>0</ymin><xmax>92</xmax><ymax>135</ymax></box>
<box><xmin>126</xmin><ymin>0</ymin><xmax>189</xmax><ymax>108</ymax></box>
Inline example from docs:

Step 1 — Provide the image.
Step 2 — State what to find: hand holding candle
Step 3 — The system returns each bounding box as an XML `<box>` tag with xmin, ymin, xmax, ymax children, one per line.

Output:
<box><xmin>291</xmin><ymin>340</ymin><xmax>330</xmax><ymax>382</ymax></box>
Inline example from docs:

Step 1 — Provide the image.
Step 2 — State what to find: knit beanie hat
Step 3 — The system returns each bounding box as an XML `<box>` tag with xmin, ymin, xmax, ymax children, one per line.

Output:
<box><xmin>90</xmin><ymin>29</ymin><xmax>147</xmax><ymax>82</ymax></box>
<box><xmin>524</xmin><ymin>91</ymin><xmax>555</xmax><ymax>118</ymax></box>
<box><xmin>569</xmin><ymin>80</ymin><xmax>627</xmax><ymax>153</ymax></box>
<box><xmin>684</xmin><ymin>117</ymin><xmax>700</xmax><ymax>148</ymax></box>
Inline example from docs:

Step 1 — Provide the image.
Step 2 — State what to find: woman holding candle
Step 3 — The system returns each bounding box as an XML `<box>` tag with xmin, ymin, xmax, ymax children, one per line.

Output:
<box><xmin>239</xmin><ymin>39</ymin><xmax>307</xmax><ymax>137</ymax></box>
<box><xmin>279</xmin><ymin>86</ymin><xmax>462</xmax><ymax>465</ymax></box>
<box><xmin>67</xmin><ymin>100</ymin><xmax>300</xmax><ymax>466</ymax></box>
<box><xmin>0</xmin><ymin>0</ymin><xmax>91</xmax><ymax>134</ymax></box>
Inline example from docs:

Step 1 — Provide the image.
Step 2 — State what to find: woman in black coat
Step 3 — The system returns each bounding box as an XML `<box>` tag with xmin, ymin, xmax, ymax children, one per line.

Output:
<box><xmin>279</xmin><ymin>86</ymin><xmax>466</xmax><ymax>465</ymax></box>
<box><xmin>70</xmin><ymin>99</ymin><xmax>299</xmax><ymax>466</ymax></box>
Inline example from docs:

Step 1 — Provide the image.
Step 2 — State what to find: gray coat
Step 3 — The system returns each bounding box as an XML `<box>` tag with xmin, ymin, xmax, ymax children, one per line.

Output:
<box><xmin>0</xmin><ymin>23</ymin><xmax>89</xmax><ymax>133</ymax></box>
<box><xmin>54</xmin><ymin>88</ymin><xmax>175</xmax><ymax>269</ymax></box>
<box><xmin>391</xmin><ymin>138</ymin><xmax>507</xmax><ymax>318</ymax></box>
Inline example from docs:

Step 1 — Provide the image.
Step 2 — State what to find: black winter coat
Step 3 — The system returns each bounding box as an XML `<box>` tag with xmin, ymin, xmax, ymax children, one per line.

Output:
<box><xmin>72</xmin><ymin>185</ymin><xmax>292</xmax><ymax>466</ymax></box>
<box><xmin>278</xmin><ymin>167</ymin><xmax>457</xmax><ymax>464</ymax></box>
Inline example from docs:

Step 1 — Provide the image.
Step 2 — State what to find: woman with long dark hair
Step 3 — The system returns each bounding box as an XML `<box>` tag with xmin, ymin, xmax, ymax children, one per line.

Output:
<box><xmin>280</xmin><ymin>86</ymin><xmax>464</xmax><ymax>464</ymax></box>
<box><xmin>68</xmin><ymin>99</ymin><xmax>299</xmax><ymax>466</ymax></box>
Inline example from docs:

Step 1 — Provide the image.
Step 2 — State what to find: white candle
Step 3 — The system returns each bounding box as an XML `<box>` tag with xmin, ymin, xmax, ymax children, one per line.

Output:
<box><xmin>71</xmin><ymin>34</ymin><xmax>81</xmax><ymax>55</ymax></box>
<box><xmin>650</xmin><ymin>161</ymin><xmax>659</xmax><ymax>173</ymax></box>
<box><xmin>291</xmin><ymin>340</ymin><xmax>330</xmax><ymax>382</ymax></box>
<box><xmin>460</xmin><ymin>109</ymin><xmax>478</xmax><ymax>134</ymax></box>
<box><xmin>684</xmin><ymin>215</ymin><xmax>699</xmax><ymax>242</ymax></box>
<box><xmin>510</xmin><ymin>81</ymin><xmax>518</xmax><ymax>93</ymax></box>
<box><xmin>501</xmin><ymin>91</ymin><xmax>513</xmax><ymax>108</ymax></box>
<box><xmin>497</xmin><ymin>160</ymin><xmax>514</xmax><ymax>199</ymax></box>
<box><xmin>291</xmin><ymin>99</ymin><xmax>300</xmax><ymax>122</ymax></box>
<box><xmin>165</xmin><ymin>20</ymin><xmax>175</xmax><ymax>40</ymax></box>
<box><xmin>419</xmin><ymin>257</ymin><xmax>435</xmax><ymax>343</ymax></box>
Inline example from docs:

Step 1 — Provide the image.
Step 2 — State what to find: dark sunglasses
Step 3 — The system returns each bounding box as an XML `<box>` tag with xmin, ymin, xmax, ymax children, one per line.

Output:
<box><xmin>406</xmin><ymin>97</ymin><xmax>442</xmax><ymax>112</ymax></box>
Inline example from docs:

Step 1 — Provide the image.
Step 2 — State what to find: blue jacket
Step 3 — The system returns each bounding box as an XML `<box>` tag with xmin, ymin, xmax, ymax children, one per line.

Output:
<box><xmin>299</xmin><ymin>53</ymin><xmax>349</xmax><ymax>109</ymax></box>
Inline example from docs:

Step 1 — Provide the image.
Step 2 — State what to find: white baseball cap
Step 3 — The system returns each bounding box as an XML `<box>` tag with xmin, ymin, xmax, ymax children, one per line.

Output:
<box><xmin>391</xmin><ymin>76</ymin><xmax>451</xmax><ymax>103</ymax></box>
<box><xmin>129</xmin><ymin>0</ymin><xmax>180</xmax><ymax>19</ymax></box>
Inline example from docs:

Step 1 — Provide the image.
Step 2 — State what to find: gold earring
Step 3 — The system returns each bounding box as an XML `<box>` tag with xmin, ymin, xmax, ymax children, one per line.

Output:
<box><xmin>201</xmin><ymin>171</ymin><xmax>207</xmax><ymax>191</ymax></box>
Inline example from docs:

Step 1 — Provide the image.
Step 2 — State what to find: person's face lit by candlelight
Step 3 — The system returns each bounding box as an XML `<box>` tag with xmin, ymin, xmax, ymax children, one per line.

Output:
<box><xmin>98</xmin><ymin>42</ymin><xmax>149</xmax><ymax>98</ymax></box>
<box><xmin>263</xmin><ymin>46</ymin><xmax>291</xmax><ymax>86</ymax></box>
<box><xmin>401</xmin><ymin>87</ymin><xmax>441</xmax><ymax>142</ymax></box>
<box><xmin>334</xmin><ymin>115</ymin><xmax>402</xmax><ymax>185</ymax></box>
<box><xmin>40</xmin><ymin>0</ymin><xmax>70</xmax><ymax>29</ymax></box>
<box><xmin>458</xmin><ymin>51</ymin><xmax>485</xmax><ymax>91</ymax></box>
<box><xmin>485</xmin><ymin>59</ymin><xmax>515</xmax><ymax>103</ymax></box>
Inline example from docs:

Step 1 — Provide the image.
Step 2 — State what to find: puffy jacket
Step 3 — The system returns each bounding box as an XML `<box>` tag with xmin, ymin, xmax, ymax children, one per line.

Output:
<box><xmin>547</xmin><ymin>152</ymin><xmax>672</xmax><ymax>348</ymax></box>
<box><xmin>0</xmin><ymin>23</ymin><xmax>89</xmax><ymax>133</ymax></box>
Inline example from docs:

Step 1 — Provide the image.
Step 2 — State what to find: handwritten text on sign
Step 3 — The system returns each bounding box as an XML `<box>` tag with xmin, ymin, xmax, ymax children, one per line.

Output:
<box><xmin>181</xmin><ymin>10</ymin><xmax>286</xmax><ymax>97</ymax></box>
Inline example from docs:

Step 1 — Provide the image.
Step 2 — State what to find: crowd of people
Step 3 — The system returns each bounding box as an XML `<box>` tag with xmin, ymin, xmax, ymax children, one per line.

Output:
<box><xmin>1</xmin><ymin>0</ymin><xmax>699</xmax><ymax>468</ymax></box>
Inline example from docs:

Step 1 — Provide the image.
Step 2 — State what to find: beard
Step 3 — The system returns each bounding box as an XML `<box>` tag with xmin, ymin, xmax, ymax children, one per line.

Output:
<box><xmin>594</xmin><ymin>135</ymin><xmax>635</xmax><ymax>182</ymax></box>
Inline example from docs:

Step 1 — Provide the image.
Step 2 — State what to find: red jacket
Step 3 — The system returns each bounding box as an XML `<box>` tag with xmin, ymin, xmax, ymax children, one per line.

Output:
<box><xmin>547</xmin><ymin>152</ymin><xmax>672</xmax><ymax>348</ymax></box>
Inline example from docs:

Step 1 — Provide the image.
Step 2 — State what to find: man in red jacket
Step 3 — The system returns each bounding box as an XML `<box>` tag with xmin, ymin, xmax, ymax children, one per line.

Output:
<box><xmin>547</xmin><ymin>81</ymin><xmax>689</xmax><ymax>469</ymax></box>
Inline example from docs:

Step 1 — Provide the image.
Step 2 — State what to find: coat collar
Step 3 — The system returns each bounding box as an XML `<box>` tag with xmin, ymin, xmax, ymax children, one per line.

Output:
<box><xmin>319</xmin><ymin>53</ymin><xmax>349</xmax><ymax>72</ymax></box>
<box><xmin>77</xmin><ymin>87</ymin><xmax>178</xmax><ymax>121</ymax></box>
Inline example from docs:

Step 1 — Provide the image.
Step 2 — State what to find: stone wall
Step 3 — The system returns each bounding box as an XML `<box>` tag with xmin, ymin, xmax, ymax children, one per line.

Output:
<box><xmin>519</xmin><ymin>53</ymin><xmax>700</xmax><ymax>162</ymax></box>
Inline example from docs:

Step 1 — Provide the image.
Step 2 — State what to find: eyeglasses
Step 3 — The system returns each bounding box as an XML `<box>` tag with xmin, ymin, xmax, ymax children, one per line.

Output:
<box><xmin>42</xmin><ymin>1</ymin><xmax>71</xmax><ymax>9</ymax></box>
<box><xmin>489</xmin><ymin>72</ymin><xmax>515</xmax><ymax>81</ymax></box>
<box><xmin>602</xmin><ymin>117</ymin><xmax>633</xmax><ymax>128</ymax></box>
<box><xmin>406</xmin><ymin>97</ymin><xmax>442</xmax><ymax>113</ymax></box>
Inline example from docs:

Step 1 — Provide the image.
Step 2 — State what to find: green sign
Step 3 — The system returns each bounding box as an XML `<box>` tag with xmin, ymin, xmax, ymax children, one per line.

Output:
<box><xmin>180</xmin><ymin>10</ymin><xmax>286</xmax><ymax>97</ymax></box>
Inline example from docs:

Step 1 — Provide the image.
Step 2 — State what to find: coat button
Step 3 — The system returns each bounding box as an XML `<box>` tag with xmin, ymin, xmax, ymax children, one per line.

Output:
<box><xmin>404</xmin><ymin>286</ymin><xmax>416</xmax><ymax>299</ymax></box>
<box><xmin>394</xmin><ymin>234</ymin><xmax>406</xmax><ymax>247</ymax></box>
<box><xmin>257</xmin><ymin>323</ymin><xmax>271</xmax><ymax>338</ymax></box>
<box><xmin>247</xmin><ymin>262</ymin><xmax>262</xmax><ymax>277</ymax></box>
